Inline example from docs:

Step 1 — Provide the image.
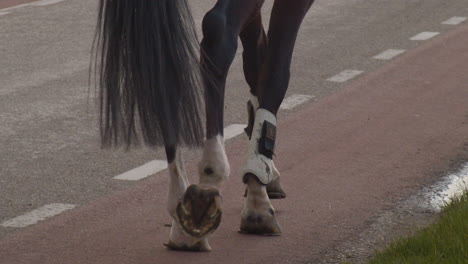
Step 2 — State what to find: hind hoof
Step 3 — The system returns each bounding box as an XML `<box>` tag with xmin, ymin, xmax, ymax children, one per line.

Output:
<box><xmin>164</xmin><ymin>239</ymin><xmax>211</xmax><ymax>252</ymax></box>
<box><xmin>239</xmin><ymin>210</ymin><xmax>282</xmax><ymax>236</ymax></box>
<box><xmin>266</xmin><ymin>178</ymin><xmax>286</xmax><ymax>199</ymax></box>
<box><xmin>175</xmin><ymin>185</ymin><xmax>222</xmax><ymax>239</ymax></box>
<box><xmin>243</xmin><ymin>178</ymin><xmax>287</xmax><ymax>199</ymax></box>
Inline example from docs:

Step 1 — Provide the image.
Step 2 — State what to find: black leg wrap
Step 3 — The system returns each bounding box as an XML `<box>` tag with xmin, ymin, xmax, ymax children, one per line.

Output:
<box><xmin>258</xmin><ymin>121</ymin><xmax>276</xmax><ymax>159</ymax></box>
<box><xmin>244</xmin><ymin>100</ymin><xmax>255</xmax><ymax>139</ymax></box>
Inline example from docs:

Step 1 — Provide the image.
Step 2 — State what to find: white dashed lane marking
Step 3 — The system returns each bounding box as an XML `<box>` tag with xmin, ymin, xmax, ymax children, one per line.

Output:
<box><xmin>373</xmin><ymin>49</ymin><xmax>406</xmax><ymax>60</ymax></box>
<box><xmin>410</xmin><ymin>32</ymin><xmax>440</xmax><ymax>41</ymax></box>
<box><xmin>224</xmin><ymin>124</ymin><xmax>246</xmax><ymax>140</ymax></box>
<box><xmin>0</xmin><ymin>11</ymin><xmax>9</xmax><ymax>16</ymax></box>
<box><xmin>442</xmin><ymin>16</ymin><xmax>467</xmax><ymax>25</ymax></box>
<box><xmin>280</xmin><ymin>94</ymin><xmax>314</xmax><ymax>110</ymax></box>
<box><xmin>114</xmin><ymin>125</ymin><xmax>247</xmax><ymax>182</ymax></box>
<box><xmin>327</xmin><ymin>70</ymin><xmax>363</xmax><ymax>83</ymax></box>
<box><xmin>1</xmin><ymin>203</ymin><xmax>76</xmax><ymax>228</ymax></box>
<box><xmin>113</xmin><ymin>160</ymin><xmax>168</xmax><ymax>181</ymax></box>
<box><xmin>0</xmin><ymin>3</ymin><xmax>29</xmax><ymax>12</ymax></box>
<box><xmin>0</xmin><ymin>0</ymin><xmax>67</xmax><ymax>12</ymax></box>
<box><xmin>31</xmin><ymin>0</ymin><xmax>67</xmax><ymax>6</ymax></box>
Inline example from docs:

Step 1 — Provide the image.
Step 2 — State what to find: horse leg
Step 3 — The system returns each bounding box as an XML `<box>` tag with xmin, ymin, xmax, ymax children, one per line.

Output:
<box><xmin>240</xmin><ymin>15</ymin><xmax>286</xmax><ymax>199</ymax></box>
<box><xmin>240</xmin><ymin>0</ymin><xmax>314</xmax><ymax>235</ymax></box>
<box><xmin>162</xmin><ymin>146</ymin><xmax>214</xmax><ymax>251</ymax></box>
<box><xmin>173</xmin><ymin>0</ymin><xmax>261</xmax><ymax>248</ymax></box>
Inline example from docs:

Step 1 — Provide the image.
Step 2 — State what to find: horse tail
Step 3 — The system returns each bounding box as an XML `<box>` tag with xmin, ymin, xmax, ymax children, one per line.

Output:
<box><xmin>93</xmin><ymin>0</ymin><xmax>205</xmax><ymax>148</ymax></box>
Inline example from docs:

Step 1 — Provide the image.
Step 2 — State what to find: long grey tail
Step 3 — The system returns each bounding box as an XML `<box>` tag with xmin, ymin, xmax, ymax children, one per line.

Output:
<box><xmin>93</xmin><ymin>0</ymin><xmax>205</xmax><ymax>148</ymax></box>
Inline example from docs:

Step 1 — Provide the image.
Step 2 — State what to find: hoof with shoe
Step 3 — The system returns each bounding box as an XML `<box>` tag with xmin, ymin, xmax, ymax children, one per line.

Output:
<box><xmin>241</xmin><ymin>174</ymin><xmax>283</xmax><ymax>235</ymax></box>
<box><xmin>164</xmin><ymin>220</ymin><xmax>212</xmax><ymax>252</ymax></box>
<box><xmin>239</xmin><ymin>210</ymin><xmax>282</xmax><ymax>236</ymax></box>
<box><xmin>244</xmin><ymin>178</ymin><xmax>287</xmax><ymax>199</ymax></box>
<box><xmin>266</xmin><ymin>177</ymin><xmax>286</xmax><ymax>199</ymax></box>
<box><xmin>175</xmin><ymin>184</ymin><xmax>222</xmax><ymax>239</ymax></box>
<box><xmin>244</xmin><ymin>178</ymin><xmax>286</xmax><ymax>199</ymax></box>
<box><xmin>164</xmin><ymin>239</ymin><xmax>211</xmax><ymax>252</ymax></box>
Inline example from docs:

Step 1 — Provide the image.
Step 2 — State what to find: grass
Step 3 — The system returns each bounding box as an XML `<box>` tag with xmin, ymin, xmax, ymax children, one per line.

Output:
<box><xmin>365</xmin><ymin>191</ymin><xmax>468</xmax><ymax>264</ymax></box>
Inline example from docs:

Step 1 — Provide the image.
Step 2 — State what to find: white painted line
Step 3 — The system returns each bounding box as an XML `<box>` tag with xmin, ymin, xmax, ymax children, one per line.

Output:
<box><xmin>1</xmin><ymin>203</ymin><xmax>76</xmax><ymax>228</ymax></box>
<box><xmin>224</xmin><ymin>124</ymin><xmax>246</xmax><ymax>140</ymax></box>
<box><xmin>114</xmin><ymin>124</ymin><xmax>246</xmax><ymax>181</ymax></box>
<box><xmin>280</xmin><ymin>94</ymin><xmax>314</xmax><ymax>110</ymax></box>
<box><xmin>0</xmin><ymin>3</ymin><xmax>31</xmax><ymax>12</ymax></box>
<box><xmin>0</xmin><ymin>11</ymin><xmax>10</xmax><ymax>16</ymax></box>
<box><xmin>373</xmin><ymin>49</ymin><xmax>406</xmax><ymax>60</ymax></box>
<box><xmin>31</xmin><ymin>0</ymin><xmax>67</xmax><ymax>6</ymax></box>
<box><xmin>114</xmin><ymin>160</ymin><xmax>168</xmax><ymax>181</ymax></box>
<box><xmin>410</xmin><ymin>32</ymin><xmax>440</xmax><ymax>41</ymax></box>
<box><xmin>327</xmin><ymin>70</ymin><xmax>363</xmax><ymax>83</ymax></box>
<box><xmin>114</xmin><ymin>124</ymin><xmax>245</xmax><ymax>181</ymax></box>
<box><xmin>442</xmin><ymin>16</ymin><xmax>467</xmax><ymax>25</ymax></box>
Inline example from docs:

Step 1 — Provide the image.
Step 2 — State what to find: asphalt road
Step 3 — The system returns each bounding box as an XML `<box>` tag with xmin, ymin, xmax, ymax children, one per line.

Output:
<box><xmin>1</xmin><ymin>0</ymin><xmax>467</xmax><ymax>257</ymax></box>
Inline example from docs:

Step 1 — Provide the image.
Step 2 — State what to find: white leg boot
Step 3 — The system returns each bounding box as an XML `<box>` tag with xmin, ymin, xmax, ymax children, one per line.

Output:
<box><xmin>240</xmin><ymin>107</ymin><xmax>282</xmax><ymax>235</ymax></box>
<box><xmin>245</xmin><ymin>95</ymin><xmax>286</xmax><ymax>198</ymax></box>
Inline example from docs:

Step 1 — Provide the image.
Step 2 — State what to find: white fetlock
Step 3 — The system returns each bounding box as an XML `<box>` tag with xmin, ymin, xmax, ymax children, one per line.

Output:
<box><xmin>198</xmin><ymin>135</ymin><xmax>230</xmax><ymax>188</ymax></box>
<box><xmin>242</xmin><ymin>108</ymin><xmax>276</xmax><ymax>185</ymax></box>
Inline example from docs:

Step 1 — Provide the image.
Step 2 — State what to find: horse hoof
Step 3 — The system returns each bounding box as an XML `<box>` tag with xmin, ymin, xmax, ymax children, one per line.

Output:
<box><xmin>175</xmin><ymin>184</ymin><xmax>222</xmax><ymax>239</ymax></box>
<box><xmin>239</xmin><ymin>210</ymin><xmax>282</xmax><ymax>236</ymax></box>
<box><xmin>266</xmin><ymin>178</ymin><xmax>286</xmax><ymax>199</ymax></box>
<box><xmin>243</xmin><ymin>178</ymin><xmax>287</xmax><ymax>199</ymax></box>
<box><xmin>164</xmin><ymin>239</ymin><xmax>211</xmax><ymax>252</ymax></box>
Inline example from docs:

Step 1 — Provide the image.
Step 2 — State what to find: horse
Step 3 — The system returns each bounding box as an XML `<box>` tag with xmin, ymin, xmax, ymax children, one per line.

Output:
<box><xmin>94</xmin><ymin>0</ymin><xmax>314</xmax><ymax>252</ymax></box>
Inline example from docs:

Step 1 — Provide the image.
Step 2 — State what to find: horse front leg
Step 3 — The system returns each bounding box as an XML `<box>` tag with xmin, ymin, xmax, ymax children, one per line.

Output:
<box><xmin>240</xmin><ymin>11</ymin><xmax>286</xmax><ymax>200</ymax></box>
<box><xmin>240</xmin><ymin>0</ymin><xmax>314</xmax><ymax>235</ymax></box>
<box><xmin>244</xmin><ymin>95</ymin><xmax>286</xmax><ymax>199</ymax></box>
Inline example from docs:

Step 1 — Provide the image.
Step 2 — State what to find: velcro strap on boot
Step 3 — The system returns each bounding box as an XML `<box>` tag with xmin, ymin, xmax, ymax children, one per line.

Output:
<box><xmin>258</xmin><ymin>121</ymin><xmax>276</xmax><ymax>159</ymax></box>
<box><xmin>244</xmin><ymin>100</ymin><xmax>255</xmax><ymax>139</ymax></box>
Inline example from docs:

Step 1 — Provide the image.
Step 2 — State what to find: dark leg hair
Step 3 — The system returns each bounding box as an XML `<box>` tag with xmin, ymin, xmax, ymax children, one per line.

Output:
<box><xmin>165</xmin><ymin>145</ymin><xmax>177</xmax><ymax>163</ymax></box>
<box><xmin>240</xmin><ymin>9</ymin><xmax>267</xmax><ymax>96</ymax></box>
<box><xmin>257</xmin><ymin>0</ymin><xmax>314</xmax><ymax>114</ymax></box>
<box><xmin>202</xmin><ymin>0</ymin><xmax>264</xmax><ymax>138</ymax></box>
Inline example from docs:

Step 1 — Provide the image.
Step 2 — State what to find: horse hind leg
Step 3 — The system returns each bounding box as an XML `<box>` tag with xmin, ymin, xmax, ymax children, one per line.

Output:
<box><xmin>169</xmin><ymin>0</ymin><xmax>254</xmax><ymax>249</ymax></box>
<box><xmin>163</xmin><ymin>146</ymin><xmax>216</xmax><ymax>252</ymax></box>
<box><xmin>174</xmin><ymin>136</ymin><xmax>227</xmax><ymax>240</ymax></box>
<box><xmin>240</xmin><ymin>12</ymin><xmax>286</xmax><ymax>200</ymax></box>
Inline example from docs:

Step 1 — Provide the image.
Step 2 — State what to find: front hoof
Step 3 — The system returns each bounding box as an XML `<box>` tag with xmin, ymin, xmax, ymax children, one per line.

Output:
<box><xmin>164</xmin><ymin>239</ymin><xmax>211</xmax><ymax>252</ymax></box>
<box><xmin>266</xmin><ymin>178</ymin><xmax>286</xmax><ymax>199</ymax></box>
<box><xmin>176</xmin><ymin>185</ymin><xmax>222</xmax><ymax>239</ymax></box>
<box><xmin>239</xmin><ymin>210</ymin><xmax>282</xmax><ymax>236</ymax></box>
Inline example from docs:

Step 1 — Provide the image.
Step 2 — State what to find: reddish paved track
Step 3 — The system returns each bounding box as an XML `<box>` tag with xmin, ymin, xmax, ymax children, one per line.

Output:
<box><xmin>0</xmin><ymin>0</ymin><xmax>37</xmax><ymax>9</ymax></box>
<box><xmin>1</xmin><ymin>24</ymin><xmax>468</xmax><ymax>264</ymax></box>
